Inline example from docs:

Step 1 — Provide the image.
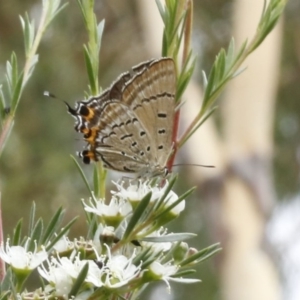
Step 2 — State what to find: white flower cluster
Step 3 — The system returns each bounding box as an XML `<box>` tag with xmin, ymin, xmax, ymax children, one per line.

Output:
<box><xmin>0</xmin><ymin>180</ymin><xmax>199</xmax><ymax>300</ymax></box>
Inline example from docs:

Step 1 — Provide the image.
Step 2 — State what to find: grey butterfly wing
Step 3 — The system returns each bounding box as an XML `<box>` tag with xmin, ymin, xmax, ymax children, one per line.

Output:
<box><xmin>121</xmin><ymin>58</ymin><xmax>176</xmax><ymax>170</ymax></box>
<box><xmin>73</xmin><ymin>57</ymin><xmax>176</xmax><ymax>176</ymax></box>
<box><xmin>91</xmin><ymin>101</ymin><xmax>153</xmax><ymax>173</ymax></box>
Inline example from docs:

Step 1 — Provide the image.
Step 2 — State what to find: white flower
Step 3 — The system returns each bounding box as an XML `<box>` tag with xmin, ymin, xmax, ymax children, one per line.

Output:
<box><xmin>113</xmin><ymin>180</ymin><xmax>167</xmax><ymax>203</ymax></box>
<box><xmin>85</xmin><ymin>260</ymin><xmax>104</xmax><ymax>287</ymax></box>
<box><xmin>38</xmin><ymin>252</ymin><xmax>103</xmax><ymax>298</ymax></box>
<box><xmin>148</xmin><ymin>261</ymin><xmax>200</xmax><ymax>292</ymax></box>
<box><xmin>19</xmin><ymin>289</ymin><xmax>48</xmax><ymax>300</ymax></box>
<box><xmin>39</xmin><ymin>261</ymin><xmax>73</xmax><ymax>297</ymax></box>
<box><xmin>0</xmin><ymin>239</ymin><xmax>47</xmax><ymax>271</ymax></box>
<box><xmin>164</xmin><ymin>190</ymin><xmax>185</xmax><ymax>215</ymax></box>
<box><xmin>83</xmin><ymin>196</ymin><xmax>132</xmax><ymax>218</ymax></box>
<box><xmin>102</xmin><ymin>246</ymin><xmax>141</xmax><ymax>288</ymax></box>
<box><xmin>73</xmin><ymin>290</ymin><xmax>94</xmax><ymax>300</ymax></box>
<box><xmin>38</xmin><ymin>255</ymin><xmax>75</xmax><ymax>297</ymax></box>
<box><xmin>53</xmin><ymin>236</ymin><xmax>74</xmax><ymax>253</ymax></box>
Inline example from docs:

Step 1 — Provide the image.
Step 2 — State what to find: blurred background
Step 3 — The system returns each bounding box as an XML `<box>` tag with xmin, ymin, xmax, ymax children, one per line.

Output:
<box><xmin>0</xmin><ymin>0</ymin><xmax>299</xmax><ymax>299</ymax></box>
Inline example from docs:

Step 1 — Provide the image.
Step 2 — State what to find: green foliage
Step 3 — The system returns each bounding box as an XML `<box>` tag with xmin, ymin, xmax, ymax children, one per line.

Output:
<box><xmin>0</xmin><ymin>0</ymin><xmax>65</xmax><ymax>157</ymax></box>
<box><xmin>179</xmin><ymin>0</ymin><xmax>287</xmax><ymax>148</ymax></box>
<box><xmin>122</xmin><ymin>192</ymin><xmax>152</xmax><ymax>241</ymax></box>
<box><xmin>0</xmin><ymin>0</ymin><xmax>287</xmax><ymax>299</ymax></box>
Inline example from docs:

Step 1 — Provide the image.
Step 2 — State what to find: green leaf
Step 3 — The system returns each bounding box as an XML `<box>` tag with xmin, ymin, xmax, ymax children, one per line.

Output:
<box><xmin>41</xmin><ymin>207</ymin><xmax>64</xmax><ymax>245</ymax></box>
<box><xmin>85</xmin><ymin>211</ymin><xmax>98</xmax><ymax>239</ymax></box>
<box><xmin>29</xmin><ymin>218</ymin><xmax>44</xmax><ymax>248</ymax></box>
<box><xmin>160</xmin><ymin>241</ymin><xmax>181</xmax><ymax>264</ymax></box>
<box><xmin>171</xmin><ymin>269</ymin><xmax>197</xmax><ymax>278</ymax></box>
<box><xmin>173</xmin><ymin>13</ymin><xmax>187</xmax><ymax>57</ymax></box>
<box><xmin>5</xmin><ymin>62</ymin><xmax>13</xmax><ymax>96</ymax></box>
<box><xmin>132</xmin><ymin>247</ymin><xmax>152</xmax><ymax>266</ymax></box>
<box><xmin>123</xmin><ymin>192</ymin><xmax>152</xmax><ymax>240</ymax></box>
<box><xmin>226</xmin><ymin>38</ymin><xmax>235</xmax><ymax>69</ymax></box>
<box><xmin>216</xmin><ymin>49</ymin><xmax>226</xmax><ymax>82</ymax></box>
<box><xmin>0</xmin><ymin>85</ymin><xmax>6</xmax><ymax>121</ymax></box>
<box><xmin>141</xmin><ymin>233</ymin><xmax>196</xmax><ymax>243</ymax></box>
<box><xmin>10</xmin><ymin>73</ymin><xmax>24</xmax><ymax>112</ymax></box>
<box><xmin>179</xmin><ymin>243</ymin><xmax>222</xmax><ymax>267</ymax></box>
<box><xmin>140</xmin><ymin>257</ymin><xmax>157</xmax><ymax>269</ymax></box>
<box><xmin>12</xmin><ymin>219</ymin><xmax>23</xmax><ymax>246</ymax></box>
<box><xmin>11</xmin><ymin>53</ymin><xmax>19</xmax><ymax>89</ymax></box>
<box><xmin>45</xmin><ymin>2</ymin><xmax>68</xmax><ymax>28</ymax></box>
<box><xmin>20</xmin><ymin>13</ymin><xmax>34</xmax><ymax>55</ymax></box>
<box><xmin>177</xmin><ymin>57</ymin><xmax>196</xmax><ymax>100</ymax></box>
<box><xmin>45</xmin><ymin>217</ymin><xmax>78</xmax><ymax>251</ymax></box>
<box><xmin>162</xmin><ymin>32</ymin><xmax>168</xmax><ymax>57</ymax></box>
<box><xmin>77</xmin><ymin>0</ymin><xmax>87</xmax><ymax>22</ymax></box>
<box><xmin>154</xmin><ymin>175</ymin><xmax>177</xmax><ymax>211</ymax></box>
<box><xmin>68</xmin><ymin>262</ymin><xmax>89</xmax><ymax>298</ymax></box>
<box><xmin>71</xmin><ymin>155</ymin><xmax>93</xmax><ymax>198</ymax></box>
<box><xmin>93</xmin><ymin>166</ymin><xmax>100</xmax><ymax>198</ymax></box>
<box><xmin>97</xmin><ymin>20</ymin><xmax>105</xmax><ymax>46</ymax></box>
<box><xmin>155</xmin><ymin>0</ymin><xmax>166</xmax><ymax>23</ymax></box>
<box><xmin>28</xmin><ymin>202</ymin><xmax>36</xmax><ymax>236</ymax></box>
<box><xmin>0</xmin><ymin>268</ymin><xmax>13</xmax><ymax>295</ymax></box>
<box><xmin>202</xmin><ymin>70</ymin><xmax>208</xmax><ymax>88</ymax></box>
<box><xmin>182</xmin><ymin>107</ymin><xmax>217</xmax><ymax>146</ymax></box>
<box><xmin>83</xmin><ymin>45</ymin><xmax>97</xmax><ymax>94</ymax></box>
<box><xmin>202</xmin><ymin>64</ymin><xmax>216</xmax><ymax>109</ymax></box>
<box><xmin>0</xmin><ymin>291</ymin><xmax>11</xmax><ymax>300</ymax></box>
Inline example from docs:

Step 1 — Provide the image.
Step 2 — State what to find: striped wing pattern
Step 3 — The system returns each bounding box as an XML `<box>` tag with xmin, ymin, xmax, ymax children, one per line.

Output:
<box><xmin>68</xmin><ymin>58</ymin><xmax>176</xmax><ymax>177</ymax></box>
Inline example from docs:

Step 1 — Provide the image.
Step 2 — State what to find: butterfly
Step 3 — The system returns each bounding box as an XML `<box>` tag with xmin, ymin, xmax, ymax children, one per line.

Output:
<box><xmin>67</xmin><ymin>57</ymin><xmax>176</xmax><ymax>177</ymax></box>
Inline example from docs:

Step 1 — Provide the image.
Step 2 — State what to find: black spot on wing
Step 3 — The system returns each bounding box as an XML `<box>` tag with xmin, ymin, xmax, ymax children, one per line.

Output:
<box><xmin>132</xmin><ymin>92</ymin><xmax>174</xmax><ymax>110</ymax></box>
<box><xmin>157</xmin><ymin>113</ymin><xmax>167</xmax><ymax>118</ymax></box>
<box><xmin>120</xmin><ymin>133</ymin><xmax>133</xmax><ymax>140</ymax></box>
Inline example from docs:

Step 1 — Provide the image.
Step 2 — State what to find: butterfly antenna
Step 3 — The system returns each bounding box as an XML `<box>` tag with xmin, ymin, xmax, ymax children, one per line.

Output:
<box><xmin>172</xmin><ymin>163</ymin><xmax>215</xmax><ymax>168</ymax></box>
<box><xmin>43</xmin><ymin>91</ymin><xmax>77</xmax><ymax>116</ymax></box>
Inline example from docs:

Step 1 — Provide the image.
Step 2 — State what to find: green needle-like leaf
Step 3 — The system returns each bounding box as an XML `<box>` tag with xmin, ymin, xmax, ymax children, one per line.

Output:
<box><xmin>71</xmin><ymin>155</ymin><xmax>93</xmax><ymax>198</ymax></box>
<box><xmin>141</xmin><ymin>233</ymin><xmax>196</xmax><ymax>243</ymax></box>
<box><xmin>123</xmin><ymin>192</ymin><xmax>152</xmax><ymax>240</ymax></box>
<box><xmin>45</xmin><ymin>217</ymin><xmax>78</xmax><ymax>251</ymax></box>
<box><xmin>180</xmin><ymin>243</ymin><xmax>222</xmax><ymax>267</ymax></box>
<box><xmin>68</xmin><ymin>262</ymin><xmax>89</xmax><ymax>298</ymax></box>
<box><xmin>28</xmin><ymin>202</ymin><xmax>36</xmax><ymax>236</ymax></box>
<box><xmin>12</xmin><ymin>219</ymin><xmax>23</xmax><ymax>246</ymax></box>
<box><xmin>41</xmin><ymin>207</ymin><xmax>64</xmax><ymax>245</ymax></box>
<box><xmin>83</xmin><ymin>46</ymin><xmax>97</xmax><ymax>94</ymax></box>
<box><xmin>29</xmin><ymin>219</ymin><xmax>44</xmax><ymax>248</ymax></box>
<box><xmin>154</xmin><ymin>175</ymin><xmax>177</xmax><ymax>210</ymax></box>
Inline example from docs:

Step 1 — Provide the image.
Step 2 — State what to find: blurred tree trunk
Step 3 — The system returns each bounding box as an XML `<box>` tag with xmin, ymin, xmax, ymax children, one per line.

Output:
<box><xmin>219</xmin><ymin>1</ymin><xmax>282</xmax><ymax>299</ymax></box>
<box><xmin>183</xmin><ymin>1</ymin><xmax>283</xmax><ymax>300</ymax></box>
<box><xmin>136</xmin><ymin>0</ymin><xmax>282</xmax><ymax>299</ymax></box>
